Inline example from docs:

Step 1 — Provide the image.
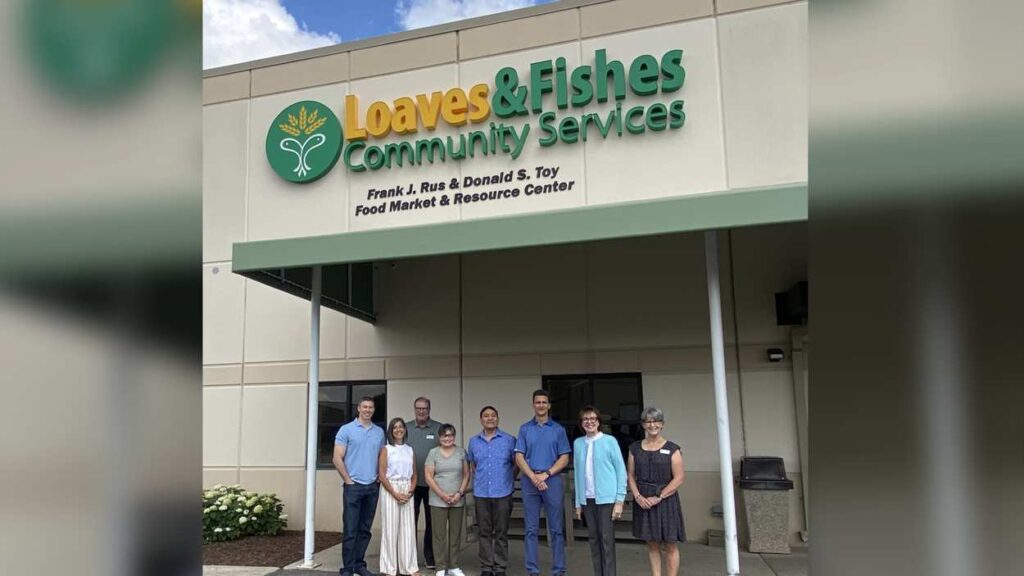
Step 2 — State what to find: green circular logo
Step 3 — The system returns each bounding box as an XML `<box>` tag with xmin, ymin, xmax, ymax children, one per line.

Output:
<box><xmin>266</xmin><ymin>101</ymin><xmax>343</xmax><ymax>183</ymax></box>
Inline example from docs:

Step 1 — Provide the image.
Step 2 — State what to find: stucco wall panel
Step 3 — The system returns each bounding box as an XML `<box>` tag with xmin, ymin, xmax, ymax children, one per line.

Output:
<box><xmin>203</xmin><ymin>101</ymin><xmax>249</xmax><ymax>263</ymax></box>
<box><xmin>243</xmin><ymin>278</ymin><xmax>347</xmax><ymax>363</ymax></box>
<box><xmin>203</xmin><ymin>468</ymin><xmax>240</xmax><ymax>488</ymax></box>
<box><xmin>738</xmin><ymin>370</ymin><xmax>800</xmax><ymax>468</ymax></box>
<box><xmin>347</xmin><ymin>255</ymin><xmax>460</xmax><ymax>358</ymax></box>
<box><xmin>461</xmin><ymin>377</ymin><xmax>542</xmax><ymax>440</ymax></box>
<box><xmin>462</xmin><ymin>244</ymin><xmax>588</xmax><ymax>355</ymax></box>
<box><xmin>204</xmin><ymin>364</ymin><xmax>243</xmax><ymax>386</ymax></box>
<box><xmin>203</xmin><ymin>386</ymin><xmax>241</xmax><ymax>467</ymax></box>
<box><xmin>586</xmin><ymin>233</ymin><xmax>735</xmax><ymax>349</ymax></box>
<box><xmin>644</xmin><ymin>372</ymin><xmax>744</xmax><ymax>472</ymax></box>
<box><xmin>239</xmin><ymin>384</ymin><xmax>308</xmax><ymax>467</ymax></box>
<box><xmin>459</xmin><ymin>10</ymin><xmax>579</xmax><ymax>61</ymax></box>
<box><xmin>462</xmin><ymin>354</ymin><xmax>541</xmax><ymax>378</ymax></box>
<box><xmin>581</xmin><ymin>0</ymin><xmax>714</xmax><ymax>38</ymax></box>
<box><xmin>204</xmin><ymin>263</ymin><xmax>246</xmax><ymax>365</ymax></box>
<box><xmin>350</xmin><ymin>33</ymin><xmax>457</xmax><ymax>79</ymax></box>
<box><xmin>719</xmin><ymin>2</ymin><xmax>808</xmax><ymax>188</ymax></box>
<box><xmin>203</xmin><ymin>71</ymin><xmax>250</xmax><ymax>104</ymax></box>
<box><xmin>252</xmin><ymin>53</ymin><xmax>349</xmax><ymax>97</ymax></box>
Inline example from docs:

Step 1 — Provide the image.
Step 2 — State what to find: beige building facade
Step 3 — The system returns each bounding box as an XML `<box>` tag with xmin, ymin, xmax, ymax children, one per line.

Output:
<box><xmin>203</xmin><ymin>0</ymin><xmax>808</xmax><ymax>546</ymax></box>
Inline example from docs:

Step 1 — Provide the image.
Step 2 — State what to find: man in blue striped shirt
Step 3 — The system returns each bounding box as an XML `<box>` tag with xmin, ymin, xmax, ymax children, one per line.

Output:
<box><xmin>467</xmin><ymin>406</ymin><xmax>517</xmax><ymax>576</ymax></box>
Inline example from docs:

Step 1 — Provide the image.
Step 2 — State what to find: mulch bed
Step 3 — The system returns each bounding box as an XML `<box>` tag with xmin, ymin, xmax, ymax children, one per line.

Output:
<box><xmin>203</xmin><ymin>530</ymin><xmax>342</xmax><ymax>567</ymax></box>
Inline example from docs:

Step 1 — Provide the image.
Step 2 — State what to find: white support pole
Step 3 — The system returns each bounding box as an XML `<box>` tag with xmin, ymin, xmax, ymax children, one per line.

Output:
<box><xmin>301</xmin><ymin>265</ymin><xmax>323</xmax><ymax>568</ymax></box>
<box><xmin>704</xmin><ymin>230</ymin><xmax>741</xmax><ymax>576</ymax></box>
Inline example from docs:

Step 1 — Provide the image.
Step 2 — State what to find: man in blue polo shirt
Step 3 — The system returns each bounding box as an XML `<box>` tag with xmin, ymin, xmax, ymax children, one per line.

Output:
<box><xmin>334</xmin><ymin>396</ymin><xmax>386</xmax><ymax>576</ymax></box>
<box><xmin>515</xmin><ymin>389</ymin><xmax>571</xmax><ymax>576</ymax></box>
<box><xmin>467</xmin><ymin>405</ymin><xmax>517</xmax><ymax>576</ymax></box>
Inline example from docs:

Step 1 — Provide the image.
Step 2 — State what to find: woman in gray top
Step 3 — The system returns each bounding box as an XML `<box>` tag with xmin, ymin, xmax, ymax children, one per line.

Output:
<box><xmin>424</xmin><ymin>423</ymin><xmax>470</xmax><ymax>576</ymax></box>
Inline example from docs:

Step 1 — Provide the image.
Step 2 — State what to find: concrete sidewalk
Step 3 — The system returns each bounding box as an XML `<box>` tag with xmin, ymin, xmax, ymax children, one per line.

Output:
<box><xmin>205</xmin><ymin>533</ymin><xmax>807</xmax><ymax>576</ymax></box>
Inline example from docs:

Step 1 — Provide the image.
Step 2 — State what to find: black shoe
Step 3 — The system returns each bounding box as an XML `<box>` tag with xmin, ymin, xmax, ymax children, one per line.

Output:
<box><xmin>481</xmin><ymin>571</ymin><xmax>494</xmax><ymax>576</ymax></box>
<box><xmin>356</xmin><ymin>569</ymin><xmax>377</xmax><ymax>576</ymax></box>
<box><xmin>494</xmin><ymin>572</ymin><xmax>506</xmax><ymax>576</ymax></box>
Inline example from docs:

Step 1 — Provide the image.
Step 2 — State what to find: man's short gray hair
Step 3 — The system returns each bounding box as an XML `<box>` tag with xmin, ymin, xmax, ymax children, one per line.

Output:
<box><xmin>641</xmin><ymin>406</ymin><xmax>665</xmax><ymax>423</ymax></box>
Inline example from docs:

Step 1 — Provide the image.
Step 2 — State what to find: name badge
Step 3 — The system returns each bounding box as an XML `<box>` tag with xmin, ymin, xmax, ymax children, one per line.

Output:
<box><xmin>659</xmin><ymin>449</ymin><xmax>671</xmax><ymax>455</ymax></box>
<box><xmin>426</xmin><ymin>435</ymin><xmax>435</xmax><ymax>439</ymax></box>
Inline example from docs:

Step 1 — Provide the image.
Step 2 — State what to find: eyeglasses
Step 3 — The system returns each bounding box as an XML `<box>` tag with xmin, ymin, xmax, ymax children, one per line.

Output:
<box><xmin>643</xmin><ymin>420</ymin><xmax>663</xmax><ymax>424</ymax></box>
<box><xmin>581</xmin><ymin>417</ymin><xmax>599</xmax><ymax>423</ymax></box>
<box><xmin>414</xmin><ymin>406</ymin><xmax>430</xmax><ymax>410</ymax></box>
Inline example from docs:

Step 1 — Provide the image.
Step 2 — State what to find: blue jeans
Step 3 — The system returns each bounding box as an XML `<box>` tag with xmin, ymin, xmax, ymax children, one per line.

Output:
<box><xmin>341</xmin><ymin>481</ymin><xmax>379</xmax><ymax>575</ymax></box>
<box><xmin>521</xmin><ymin>474</ymin><xmax>566</xmax><ymax>575</ymax></box>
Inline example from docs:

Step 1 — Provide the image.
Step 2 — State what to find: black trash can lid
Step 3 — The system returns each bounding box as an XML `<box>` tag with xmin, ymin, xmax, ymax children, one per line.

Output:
<box><xmin>739</xmin><ymin>457</ymin><xmax>793</xmax><ymax>490</ymax></box>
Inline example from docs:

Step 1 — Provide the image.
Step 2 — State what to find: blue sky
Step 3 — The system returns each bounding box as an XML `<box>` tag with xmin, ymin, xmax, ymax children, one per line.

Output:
<box><xmin>282</xmin><ymin>0</ymin><xmax>405</xmax><ymax>42</ymax></box>
<box><xmin>204</xmin><ymin>0</ymin><xmax>559</xmax><ymax>69</ymax></box>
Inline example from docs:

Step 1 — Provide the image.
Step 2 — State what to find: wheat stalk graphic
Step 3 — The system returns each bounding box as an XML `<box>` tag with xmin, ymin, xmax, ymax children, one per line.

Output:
<box><xmin>278</xmin><ymin>106</ymin><xmax>329</xmax><ymax>177</ymax></box>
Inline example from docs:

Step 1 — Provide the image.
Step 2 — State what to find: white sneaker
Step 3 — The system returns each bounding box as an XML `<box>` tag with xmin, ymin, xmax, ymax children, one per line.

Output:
<box><xmin>448</xmin><ymin>569</ymin><xmax>465</xmax><ymax>576</ymax></box>
<box><xmin>434</xmin><ymin>570</ymin><xmax>447</xmax><ymax>576</ymax></box>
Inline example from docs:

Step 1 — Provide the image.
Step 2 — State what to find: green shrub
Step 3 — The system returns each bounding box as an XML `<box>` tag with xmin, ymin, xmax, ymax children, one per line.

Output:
<box><xmin>202</xmin><ymin>484</ymin><xmax>288</xmax><ymax>543</ymax></box>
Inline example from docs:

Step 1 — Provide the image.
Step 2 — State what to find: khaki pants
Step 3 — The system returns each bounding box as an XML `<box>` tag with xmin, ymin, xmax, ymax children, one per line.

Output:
<box><xmin>429</xmin><ymin>505</ymin><xmax>465</xmax><ymax>571</ymax></box>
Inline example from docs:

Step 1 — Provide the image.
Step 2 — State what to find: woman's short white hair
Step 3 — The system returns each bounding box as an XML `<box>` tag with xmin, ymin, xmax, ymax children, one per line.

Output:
<box><xmin>641</xmin><ymin>406</ymin><xmax>665</xmax><ymax>423</ymax></box>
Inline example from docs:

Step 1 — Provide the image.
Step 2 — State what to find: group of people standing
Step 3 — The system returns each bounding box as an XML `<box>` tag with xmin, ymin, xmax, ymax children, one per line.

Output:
<box><xmin>332</xmin><ymin>390</ymin><xmax>686</xmax><ymax>576</ymax></box>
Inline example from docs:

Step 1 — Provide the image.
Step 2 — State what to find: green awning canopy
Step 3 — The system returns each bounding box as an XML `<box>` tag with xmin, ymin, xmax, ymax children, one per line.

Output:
<box><xmin>232</xmin><ymin>184</ymin><xmax>807</xmax><ymax>322</ymax></box>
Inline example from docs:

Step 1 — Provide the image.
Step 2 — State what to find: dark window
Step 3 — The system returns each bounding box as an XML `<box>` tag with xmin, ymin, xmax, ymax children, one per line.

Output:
<box><xmin>317</xmin><ymin>381</ymin><xmax>387</xmax><ymax>468</ymax></box>
<box><xmin>543</xmin><ymin>373</ymin><xmax>644</xmax><ymax>464</ymax></box>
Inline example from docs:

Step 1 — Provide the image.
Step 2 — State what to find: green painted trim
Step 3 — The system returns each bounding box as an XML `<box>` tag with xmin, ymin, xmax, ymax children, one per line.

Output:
<box><xmin>233</xmin><ymin>184</ymin><xmax>806</xmax><ymax>272</ymax></box>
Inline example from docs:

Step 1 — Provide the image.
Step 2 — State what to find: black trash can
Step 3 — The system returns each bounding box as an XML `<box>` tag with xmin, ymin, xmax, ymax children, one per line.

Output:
<box><xmin>739</xmin><ymin>457</ymin><xmax>794</xmax><ymax>553</ymax></box>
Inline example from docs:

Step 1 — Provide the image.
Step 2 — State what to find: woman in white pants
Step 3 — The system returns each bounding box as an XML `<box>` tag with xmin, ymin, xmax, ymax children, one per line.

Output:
<box><xmin>379</xmin><ymin>417</ymin><xmax>421</xmax><ymax>576</ymax></box>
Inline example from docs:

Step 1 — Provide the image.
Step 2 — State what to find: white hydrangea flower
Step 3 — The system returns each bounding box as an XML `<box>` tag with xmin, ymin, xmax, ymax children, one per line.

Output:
<box><xmin>238</xmin><ymin>517</ymin><xmax>248</xmax><ymax>524</ymax></box>
<box><xmin>226</xmin><ymin>527</ymin><xmax>232</xmax><ymax>532</ymax></box>
<box><xmin>279</xmin><ymin>514</ymin><xmax>288</xmax><ymax>520</ymax></box>
<box><xmin>235</xmin><ymin>508</ymin><xmax>242</xmax><ymax>513</ymax></box>
<box><xmin>253</xmin><ymin>505</ymin><xmax>264</xmax><ymax>514</ymax></box>
<box><xmin>214</xmin><ymin>528</ymin><xmax>223</xmax><ymax>533</ymax></box>
<box><xmin>219</xmin><ymin>505</ymin><xmax>227</xmax><ymax>511</ymax></box>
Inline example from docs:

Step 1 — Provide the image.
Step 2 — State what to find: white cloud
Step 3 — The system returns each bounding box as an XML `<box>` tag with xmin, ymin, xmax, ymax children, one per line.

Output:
<box><xmin>204</xmin><ymin>0</ymin><xmax>341</xmax><ymax>69</ymax></box>
<box><xmin>396</xmin><ymin>0</ymin><xmax>540</xmax><ymax>31</ymax></box>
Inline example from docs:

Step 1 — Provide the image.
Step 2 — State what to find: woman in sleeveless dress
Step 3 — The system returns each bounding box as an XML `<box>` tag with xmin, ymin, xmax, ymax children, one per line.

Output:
<box><xmin>627</xmin><ymin>406</ymin><xmax>686</xmax><ymax>576</ymax></box>
<box><xmin>378</xmin><ymin>417</ymin><xmax>421</xmax><ymax>576</ymax></box>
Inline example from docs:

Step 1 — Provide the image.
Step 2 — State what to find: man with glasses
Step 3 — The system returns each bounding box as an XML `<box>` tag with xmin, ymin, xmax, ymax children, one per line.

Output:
<box><xmin>515</xmin><ymin>389</ymin><xmax>571</xmax><ymax>576</ymax></box>
<box><xmin>406</xmin><ymin>396</ymin><xmax>441</xmax><ymax>569</ymax></box>
<box><xmin>467</xmin><ymin>406</ymin><xmax>517</xmax><ymax>576</ymax></box>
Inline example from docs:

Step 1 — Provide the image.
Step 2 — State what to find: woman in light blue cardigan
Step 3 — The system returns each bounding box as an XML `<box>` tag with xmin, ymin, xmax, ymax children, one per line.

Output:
<box><xmin>573</xmin><ymin>406</ymin><xmax>627</xmax><ymax>576</ymax></box>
